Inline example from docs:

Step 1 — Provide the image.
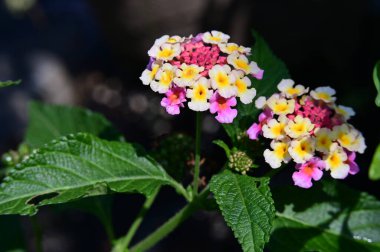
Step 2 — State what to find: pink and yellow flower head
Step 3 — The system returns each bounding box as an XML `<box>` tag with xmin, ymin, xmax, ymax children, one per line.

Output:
<box><xmin>140</xmin><ymin>31</ymin><xmax>264</xmax><ymax>123</ymax></box>
<box><xmin>247</xmin><ymin>79</ymin><xmax>366</xmax><ymax>188</ymax></box>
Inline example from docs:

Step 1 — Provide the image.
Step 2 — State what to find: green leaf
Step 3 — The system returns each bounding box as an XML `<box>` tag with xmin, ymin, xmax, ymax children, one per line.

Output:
<box><xmin>0</xmin><ymin>80</ymin><xmax>21</xmax><ymax>89</ymax></box>
<box><xmin>0</xmin><ymin>133</ymin><xmax>187</xmax><ymax>215</ymax></box>
<box><xmin>269</xmin><ymin>180</ymin><xmax>380</xmax><ymax>251</ymax></box>
<box><xmin>213</xmin><ymin>139</ymin><xmax>231</xmax><ymax>157</ymax></box>
<box><xmin>223</xmin><ymin>31</ymin><xmax>290</xmax><ymax>143</ymax></box>
<box><xmin>25</xmin><ymin>101</ymin><xmax>122</xmax><ymax>148</ymax></box>
<box><xmin>210</xmin><ymin>170</ymin><xmax>275</xmax><ymax>252</ymax></box>
<box><xmin>373</xmin><ymin>61</ymin><xmax>380</xmax><ymax>107</ymax></box>
<box><xmin>369</xmin><ymin>144</ymin><xmax>380</xmax><ymax>180</ymax></box>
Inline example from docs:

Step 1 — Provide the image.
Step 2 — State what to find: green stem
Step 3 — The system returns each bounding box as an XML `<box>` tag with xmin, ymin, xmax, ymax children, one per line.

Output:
<box><xmin>130</xmin><ymin>187</ymin><xmax>210</xmax><ymax>252</ymax></box>
<box><xmin>112</xmin><ymin>189</ymin><xmax>159</xmax><ymax>252</ymax></box>
<box><xmin>170</xmin><ymin>180</ymin><xmax>191</xmax><ymax>202</ymax></box>
<box><xmin>31</xmin><ymin>215</ymin><xmax>43</xmax><ymax>252</ymax></box>
<box><xmin>192</xmin><ymin>112</ymin><xmax>202</xmax><ymax>198</ymax></box>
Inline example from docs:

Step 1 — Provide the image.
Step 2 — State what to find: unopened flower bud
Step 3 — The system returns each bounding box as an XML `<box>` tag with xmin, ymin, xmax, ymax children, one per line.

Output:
<box><xmin>228</xmin><ymin>150</ymin><xmax>253</xmax><ymax>175</ymax></box>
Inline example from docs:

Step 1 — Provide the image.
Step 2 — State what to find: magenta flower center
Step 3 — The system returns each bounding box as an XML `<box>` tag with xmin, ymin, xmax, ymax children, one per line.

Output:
<box><xmin>216</xmin><ymin>95</ymin><xmax>229</xmax><ymax>110</ymax></box>
<box><xmin>292</xmin><ymin>98</ymin><xmax>341</xmax><ymax>129</ymax></box>
<box><xmin>170</xmin><ymin>41</ymin><xmax>227</xmax><ymax>76</ymax></box>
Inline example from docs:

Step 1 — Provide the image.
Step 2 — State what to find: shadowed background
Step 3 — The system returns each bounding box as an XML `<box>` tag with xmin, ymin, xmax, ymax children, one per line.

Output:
<box><xmin>0</xmin><ymin>0</ymin><xmax>379</xmax><ymax>251</ymax></box>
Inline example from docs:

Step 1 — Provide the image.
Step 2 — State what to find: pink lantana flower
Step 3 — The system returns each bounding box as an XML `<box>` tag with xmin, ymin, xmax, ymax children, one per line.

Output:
<box><xmin>247</xmin><ymin>109</ymin><xmax>273</xmax><ymax>140</ymax></box>
<box><xmin>247</xmin><ymin>80</ymin><xmax>366</xmax><ymax>189</ymax></box>
<box><xmin>160</xmin><ymin>86</ymin><xmax>186</xmax><ymax>115</ymax></box>
<box><xmin>209</xmin><ymin>92</ymin><xmax>237</xmax><ymax>123</ymax></box>
<box><xmin>292</xmin><ymin>158</ymin><xmax>324</xmax><ymax>189</ymax></box>
<box><xmin>346</xmin><ymin>151</ymin><xmax>359</xmax><ymax>175</ymax></box>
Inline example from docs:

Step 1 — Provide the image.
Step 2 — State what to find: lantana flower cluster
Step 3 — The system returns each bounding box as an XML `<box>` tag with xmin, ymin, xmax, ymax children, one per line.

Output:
<box><xmin>140</xmin><ymin>31</ymin><xmax>263</xmax><ymax>123</ymax></box>
<box><xmin>247</xmin><ymin>79</ymin><xmax>366</xmax><ymax>188</ymax></box>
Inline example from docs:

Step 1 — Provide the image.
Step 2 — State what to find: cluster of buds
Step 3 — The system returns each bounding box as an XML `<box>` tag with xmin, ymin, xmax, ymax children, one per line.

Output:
<box><xmin>228</xmin><ymin>150</ymin><xmax>254</xmax><ymax>175</ymax></box>
<box><xmin>247</xmin><ymin>79</ymin><xmax>366</xmax><ymax>188</ymax></box>
<box><xmin>140</xmin><ymin>31</ymin><xmax>263</xmax><ymax>123</ymax></box>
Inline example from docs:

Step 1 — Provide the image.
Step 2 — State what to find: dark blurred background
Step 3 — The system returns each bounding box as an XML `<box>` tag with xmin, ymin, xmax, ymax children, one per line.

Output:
<box><xmin>0</xmin><ymin>0</ymin><xmax>380</xmax><ymax>251</ymax></box>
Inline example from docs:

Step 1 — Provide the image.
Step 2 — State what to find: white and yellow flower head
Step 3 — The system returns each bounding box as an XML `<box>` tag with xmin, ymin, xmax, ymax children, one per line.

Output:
<box><xmin>285</xmin><ymin>115</ymin><xmax>314</xmax><ymax>139</ymax></box>
<box><xmin>150</xmin><ymin>63</ymin><xmax>176</xmax><ymax>93</ymax></box>
<box><xmin>186</xmin><ymin>77</ymin><xmax>212</xmax><ymax>112</ymax></box>
<box><xmin>219</xmin><ymin>43</ymin><xmax>251</xmax><ymax>55</ymax></box>
<box><xmin>288</xmin><ymin>137</ymin><xmax>315</xmax><ymax>163</ymax></box>
<box><xmin>255</xmin><ymin>96</ymin><xmax>267</xmax><ymax>109</ymax></box>
<box><xmin>141</xmin><ymin>31</ymin><xmax>263</xmax><ymax>124</ymax></box>
<box><xmin>313</xmin><ymin>127</ymin><xmax>334</xmax><ymax>153</ymax></box>
<box><xmin>266</xmin><ymin>94</ymin><xmax>295</xmax><ymax>115</ymax></box>
<box><xmin>277</xmin><ymin>79</ymin><xmax>308</xmax><ymax>98</ymax></box>
<box><xmin>202</xmin><ymin>30</ymin><xmax>230</xmax><ymax>44</ymax></box>
<box><xmin>227</xmin><ymin>53</ymin><xmax>261</xmax><ymax>75</ymax></box>
<box><xmin>218</xmin><ymin>42</ymin><xmax>240</xmax><ymax>54</ymax></box>
<box><xmin>352</xmin><ymin>133</ymin><xmax>366</xmax><ymax>154</ymax></box>
<box><xmin>166</xmin><ymin>35</ymin><xmax>185</xmax><ymax>44</ymax></box>
<box><xmin>174</xmin><ymin>63</ymin><xmax>204</xmax><ymax>87</ymax></box>
<box><xmin>148</xmin><ymin>43</ymin><xmax>181</xmax><ymax>61</ymax></box>
<box><xmin>238</xmin><ymin>45</ymin><xmax>251</xmax><ymax>54</ymax></box>
<box><xmin>139</xmin><ymin>63</ymin><xmax>161</xmax><ymax>85</ymax></box>
<box><xmin>310</xmin><ymin>86</ymin><xmax>336</xmax><ymax>103</ymax></box>
<box><xmin>335</xmin><ymin>105</ymin><xmax>355</xmax><ymax>120</ymax></box>
<box><xmin>324</xmin><ymin>143</ymin><xmax>349</xmax><ymax>179</ymax></box>
<box><xmin>209</xmin><ymin>64</ymin><xmax>237</xmax><ymax>98</ymax></box>
<box><xmin>232</xmin><ymin>70</ymin><xmax>256</xmax><ymax>104</ymax></box>
<box><xmin>262</xmin><ymin>115</ymin><xmax>288</xmax><ymax>140</ymax></box>
<box><xmin>152</xmin><ymin>35</ymin><xmax>170</xmax><ymax>47</ymax></box>
<box><xmin>152</xmin><ymin>35</ymin><xmax>185</xmax><ymax>46</ymax></box>
<box><xmin>333</xmin><ymin>124</ymin><xmax>366</xmax><ymax>153</ymax></box>
<box><xmin>264</xmin><ymin>139</ymin><xmax>291</xmax><ymax>168</ymax></box>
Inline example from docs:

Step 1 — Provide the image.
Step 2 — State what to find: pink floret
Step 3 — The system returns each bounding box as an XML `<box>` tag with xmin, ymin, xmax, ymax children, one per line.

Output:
<box><xmin>292</xmin><ymin>158</ymin><xmax>324</xmax><ymax>189</ymax></box>
<box><xmin>160</xmin><ymin>86</ymin><xmax>186</xmax><ymax>115</ymax></box>
<box><xmin>252</xmin><ymin>69</ymin><xmax>264</xmax><ymax>80</ymax></box>
<box><xmin>209</xmin><ymin>92</ymin><xmax>237</xmax><ymax>124</ymax></box>
<box><xmin>247</xmin><ymin>109</ymin><xmax>273</xmax><ymax>140</ymax></box>
<box><xmin>346</xmin><ymin>151</ymin><xmax>359</xmax><ymax>175</ymax></box>
<box><xmin>247</xmin><ymin>123</ymin><xmax>262</xmax><ymax>140</ymax></box>
<box><xmin>291</xmin><ymin>97</ymin><xmax>342</xmax><ymax>129</ymax></box>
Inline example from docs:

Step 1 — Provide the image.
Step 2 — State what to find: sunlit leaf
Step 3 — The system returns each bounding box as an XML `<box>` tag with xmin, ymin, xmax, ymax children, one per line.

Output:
<box><xmin>0</xmin><ymin>133</ymin><xmax>186</xmax><ymax>215</ymax></box>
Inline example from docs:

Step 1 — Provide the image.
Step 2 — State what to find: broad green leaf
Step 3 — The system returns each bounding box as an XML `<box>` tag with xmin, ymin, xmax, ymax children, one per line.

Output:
<box><xmin>25</xmin><ymin>101</ymin><xmax>122</xmax><ymax>148</ymax></box>
<box><xmin>210</xmin><ymin>170</ymin><xmax>275</xmax><ymax>252</ymax></box>
<box><xmin>0</xmin><ymin>216</ymin><xmax>25</xmax><ymax>251</ymax></box>
<box><xmin>0</xmin><ymin>133</ymin><xmax>186</xmax><ymax>215</ymax></box>
<box><xmin>373</xmin><ymin>61</ymin><xmax>380</xmax><ymax>107</ymax></box>
<box><xmin>369</xmin><ymin>144</ymin><xmax>380</xmax><ymax>180</ymax></box>
<box><xmin>223</xmin><ymin>31</ymin><xmax>290</xmax><ymax>143</ymax></box>
<box><xmin>0</xmin><ymin>80</ymin><xmax>21</xmax><ymax>88</ymax></box>
<box><xmin>269</xmin><ymin>181</ymin><xmax>380</xmax><ymax>251</ymax></box>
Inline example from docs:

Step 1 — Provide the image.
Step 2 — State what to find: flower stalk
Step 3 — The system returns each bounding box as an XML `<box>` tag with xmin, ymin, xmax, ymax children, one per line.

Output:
<box><xmin>112</xmin><ymin>189</ymin><xmax>159</xmax><ymax>252</ymax></box>
<box><xmin>130</xmin><ymin>187</ymin><xmax>210</xmax><ymax>252</ymax></box>
<box><xmin>192</xmin><ymin>112</ymin><xmax>202</xmax><ymax>197</ymax></box>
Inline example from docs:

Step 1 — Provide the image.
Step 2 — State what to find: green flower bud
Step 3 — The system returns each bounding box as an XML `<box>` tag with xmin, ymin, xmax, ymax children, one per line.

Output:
<box><xmin>228</xmin><ymin>150</ymin><xmax>253</xmax><ymax>175</ymax></box>
<box><xmin>1</xmin><ymin>151</ymin><xmax>20</xmax><ymax>167</ymax></box>
<box><xmin>18</xmin><ymin>143</ymin><xmax>31</xmax><ymax>157</ymax></box>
